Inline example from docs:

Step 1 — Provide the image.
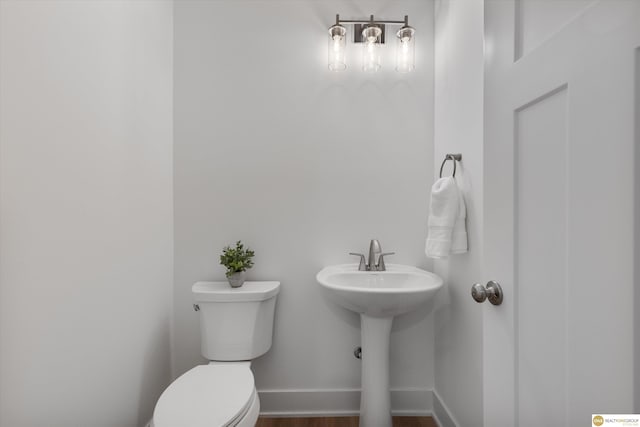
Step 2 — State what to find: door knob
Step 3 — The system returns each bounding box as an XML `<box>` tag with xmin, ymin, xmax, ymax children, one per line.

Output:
<box><xmin>471</xmin><ymin>281</ymin><xmax>503</xmax><ymax>305</ymax></box>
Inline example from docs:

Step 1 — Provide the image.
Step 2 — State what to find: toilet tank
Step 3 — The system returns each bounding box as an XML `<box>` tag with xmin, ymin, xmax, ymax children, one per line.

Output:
<box><xmin>192</xmin><ymin>281</ymin><xmax>280</xmax><ymax>361</ymax></box>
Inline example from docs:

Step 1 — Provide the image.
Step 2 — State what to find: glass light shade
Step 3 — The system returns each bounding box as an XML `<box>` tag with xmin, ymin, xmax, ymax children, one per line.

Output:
<box><xmin>328</xmin><ymin>25</ymin><xmax>347</xmax><ymax>71</ymax></box>
<box><xmin>396</xmin><ymin>26</ymin><xmax>415</xmax><ymax>73</ymax></box>
<box><xmin>362</xmin><ymin>26</ymin><xmax>382</xmax><ymax>72</ymax></box>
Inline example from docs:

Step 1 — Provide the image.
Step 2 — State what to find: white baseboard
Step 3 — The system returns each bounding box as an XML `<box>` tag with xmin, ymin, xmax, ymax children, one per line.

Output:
<box><xmin>147</xmin><ymin>388</ymin><xmax>457</xmax><ymax>426</ymax></box>
<box><xmin>257</xmin><ymin>387</ymin><xmax>436</xmax><ymax>418</ymax></box>
<box><xmin>432</xmin><ymin>389</ymin><xmax>459</xmax><ymax>427</ymax></box>
<box><xmin>257</xmin><ymin>388</ymin><xmax>458</xmax><ymax>427</ymax></box>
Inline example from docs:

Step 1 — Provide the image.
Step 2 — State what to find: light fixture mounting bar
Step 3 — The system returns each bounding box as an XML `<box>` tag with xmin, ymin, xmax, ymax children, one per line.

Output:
<box><xmin>335</xmin><ymin>14</ymin><xmax>409</xmax><ymax>26</ymax></box>
<box><xmin>334</xmin><ymin>14</ymin><xmax>410</xmax><ymax>44</ymax></box>
<box><xmin>339</xmin><ymin>19</ymin><xmax>405</xmax><ymax>25</ymax></box>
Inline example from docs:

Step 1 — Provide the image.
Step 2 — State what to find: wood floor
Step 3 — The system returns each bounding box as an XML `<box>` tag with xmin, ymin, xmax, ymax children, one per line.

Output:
<box><xmin>255</xmin><ymin>416</ymin><xmax>437</xmax><ymax>427</ymax></box>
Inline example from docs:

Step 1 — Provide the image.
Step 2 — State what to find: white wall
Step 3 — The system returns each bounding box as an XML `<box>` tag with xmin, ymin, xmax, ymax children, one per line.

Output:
<box><xmin>633</xmin><ymin>48</ymin><xmax>640</xmax><ymax>414</ymax></box>
<box><xmin>433</xmin><ymin>1</ymin><xmax>484</xmax><ymax>426</ymax></box>
<box><xmin>634</xmin><ymin>45</ymin><xmax>640</xmax><ymax>415</ymax></box>
<box><xmin>0</xmin><ymin>2</ymin><xmax>173</xmax><ymax>426</ymax></box>
<box><xmin>173</xmin><ymin>0</ymin><xmax>435</xmax><ymax>414</ymax></box>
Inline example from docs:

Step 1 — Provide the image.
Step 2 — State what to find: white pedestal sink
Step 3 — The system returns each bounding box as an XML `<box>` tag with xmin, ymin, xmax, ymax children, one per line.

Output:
<box><xmin>316</xmin><ymin>264</ymin><xmax>443</xmax><ymax>427</ymax></box>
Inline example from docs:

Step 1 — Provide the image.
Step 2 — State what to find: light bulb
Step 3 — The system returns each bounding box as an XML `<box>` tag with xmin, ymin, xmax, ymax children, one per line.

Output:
<box><xmin>396</xmin><ymin>26</ymin><xmax>415</xmax><ymax>73</ymax></box>
<box><xmin>362</xmin><ymin>25</ymin><xmax>382</xmax><ymax>72</ymax></box>
<box><xmin>328</xmin><ymin>25</ymin><xmax>347</xmax><ymax>71</ymax></box>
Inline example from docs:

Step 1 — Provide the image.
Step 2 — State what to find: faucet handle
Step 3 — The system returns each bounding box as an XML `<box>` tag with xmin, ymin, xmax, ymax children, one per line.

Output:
<box><xmin>378</xmin><ymin>252</ymin><xmax>395</xmax><ymax>271</ymax></box>
<box><xmin>349</xmin><ymin>253</ymin><xmax>368</xmax><ymax>271</ymax></box>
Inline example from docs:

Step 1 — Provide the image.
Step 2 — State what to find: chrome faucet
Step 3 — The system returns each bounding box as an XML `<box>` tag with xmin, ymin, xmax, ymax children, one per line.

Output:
<box><xmin>349</xmin><ymin>239</ymin><xmax>395</xmax><ymax>271</ymax></box>
<box><xmin>369</xmin><ymin>239</ymin><xmax>382</xmax><ymax>269</ymax></box>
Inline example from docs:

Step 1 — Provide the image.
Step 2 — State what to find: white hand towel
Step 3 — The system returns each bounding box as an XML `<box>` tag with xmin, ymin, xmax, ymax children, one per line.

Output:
<box><xmin>450</xmin><ymin>184</ymin><xmax>468</xmax><ymax>254</ymax></box>
<box><xmin>426</xmin><ymin>177</ymin><xmax>459</xmax><ymax>258</ymax></box>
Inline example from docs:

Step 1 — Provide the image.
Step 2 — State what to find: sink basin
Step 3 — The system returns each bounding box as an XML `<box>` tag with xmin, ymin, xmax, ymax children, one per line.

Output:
<box><xmin>316</xmin><ymin>263</ymin><xmax>443</xmax><ymax>318</ymax></box>
<box><xmin>316</xmin><ymin>263</ymin><xmax>443</xmax><ymax>427</ymax></box>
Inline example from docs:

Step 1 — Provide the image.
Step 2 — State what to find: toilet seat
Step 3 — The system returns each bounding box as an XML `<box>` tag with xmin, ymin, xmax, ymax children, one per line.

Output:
<box><xmin>153</xmin><ymin>364</ymin><xmax>256</xmax><ymax>427</ymax></box>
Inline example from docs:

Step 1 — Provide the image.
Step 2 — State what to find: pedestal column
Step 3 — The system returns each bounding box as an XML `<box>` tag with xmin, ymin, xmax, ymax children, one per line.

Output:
<box><xmin>359</xmin><ymin>314</ymin><xmax>393</xmax><ymax>427</ymax></box>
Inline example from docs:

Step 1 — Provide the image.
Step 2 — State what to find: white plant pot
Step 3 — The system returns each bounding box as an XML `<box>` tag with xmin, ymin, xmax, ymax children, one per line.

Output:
<box><xmin>227</xmin><ymin>271</ymin><xmax>246</xmax><ymax>288</ymax></box>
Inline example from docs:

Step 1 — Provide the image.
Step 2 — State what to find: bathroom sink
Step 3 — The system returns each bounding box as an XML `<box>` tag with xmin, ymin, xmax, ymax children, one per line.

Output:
<box><xmin>316</xmin><ymin>263</ymin><xmax>443</xmax><ymax>318</ymax></box>
<box><xmin>316</xmin><ymin>263</ymin><xmax>443</xmax><ymax>427</ymax></box>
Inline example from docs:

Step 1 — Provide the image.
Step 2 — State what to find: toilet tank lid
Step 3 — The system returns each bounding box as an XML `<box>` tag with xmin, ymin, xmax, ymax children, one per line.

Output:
<box><xmin>192</xmin><ymin>281</ymin><xmax>280</xmax><ymax>302</ymax></box>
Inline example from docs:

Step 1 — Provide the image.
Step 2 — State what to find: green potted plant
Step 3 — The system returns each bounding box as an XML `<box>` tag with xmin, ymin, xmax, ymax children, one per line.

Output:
<box><xmin>219</xmin><ymin>240</ymin><xmax>255</xmax><ymax>288</ymax></box>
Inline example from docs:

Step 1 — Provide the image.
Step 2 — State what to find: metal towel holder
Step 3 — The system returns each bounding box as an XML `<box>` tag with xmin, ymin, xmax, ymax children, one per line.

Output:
<box><xmin>439</xmin><ymin>153</ymin><xmax>462</xmax><ymax>178</ymax></box>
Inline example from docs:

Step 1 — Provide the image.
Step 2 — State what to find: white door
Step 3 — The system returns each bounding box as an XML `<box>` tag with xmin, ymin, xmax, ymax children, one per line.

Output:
<box><xmin>483</xmin><ymin>1</ymin><xmax>640</xmax><ymax>426</ymax></box>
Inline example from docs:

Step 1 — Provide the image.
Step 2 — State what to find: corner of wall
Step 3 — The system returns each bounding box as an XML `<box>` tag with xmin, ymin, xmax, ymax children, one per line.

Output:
<box><xmin>433</xmin><ymin>1</ymin><xmax>485</xmax><ymax>426</ymax></box>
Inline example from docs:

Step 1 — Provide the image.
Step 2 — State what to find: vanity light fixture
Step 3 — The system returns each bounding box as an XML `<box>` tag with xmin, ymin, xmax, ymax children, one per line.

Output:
<box><xmin>327</xmin><ymin>14</ymin><xmax>415</xmax><ymax>73</ymax></box>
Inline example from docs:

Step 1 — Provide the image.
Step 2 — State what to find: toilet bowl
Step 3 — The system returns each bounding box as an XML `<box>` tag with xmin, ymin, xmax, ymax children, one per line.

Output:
<box><xmin>152</xmin><ymin>281</ymin><xmax>280</xmax><ymax>427</ymax></box>
<box><xmin>153</xmin><ymin>363</ymin><xmax>259</xmax><ymax>427</ymax></box>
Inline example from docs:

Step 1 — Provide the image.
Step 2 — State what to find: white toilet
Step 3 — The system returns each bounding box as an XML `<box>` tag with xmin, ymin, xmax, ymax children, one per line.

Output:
<box><xmin>152</xmin><ymin>281</ymin><xmax>280</xmax><ymax>427</ymax></box>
